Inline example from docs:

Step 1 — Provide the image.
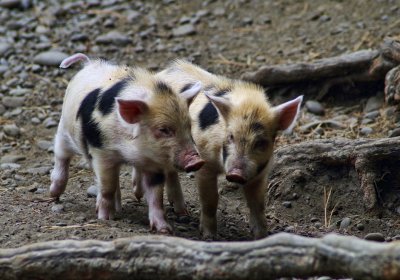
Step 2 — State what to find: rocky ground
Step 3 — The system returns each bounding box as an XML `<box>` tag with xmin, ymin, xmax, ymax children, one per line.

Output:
<box><xmin>1</xmin><ymin>0</ymin><xmax>400</xmax><ymax>279</ymax></box>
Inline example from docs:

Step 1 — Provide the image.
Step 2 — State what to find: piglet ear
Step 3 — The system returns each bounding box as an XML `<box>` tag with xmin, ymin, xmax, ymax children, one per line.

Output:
<box><xmin>116</xmin><ymin>98</ymin><xmax>148</xmax><ymax>124</ymax></box>
<box><xmin>181</xmin><ymin>81</ymin><xmax>202</xmax><ymax>106</ymax></box>
<box><xmin>205</xmin><ymin>93</ymin><xmax>232</xmax><ymax>120</ymax></box>
<box><xmin>273</xmin><ymin>95</ymin><xmax>303</xmax><ymax>131</ymax></box>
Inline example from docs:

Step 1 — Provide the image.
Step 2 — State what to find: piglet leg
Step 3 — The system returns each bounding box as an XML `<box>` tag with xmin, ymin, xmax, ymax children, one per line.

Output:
<box><xmin>166</xmin><ymin>171</ymin><xmax>188</xmax><ymax>216</ymax></box>
<box><xmin>143</xmin><ymin>171</ymin><xmax>172</xmax><ymax>234</ymax></box>
<box><xmin>50</xmin><ymin>131</ymin><xmax>73</xmax><ymax>198</ymax></box>
<box><xmin>243</xmin><ymin>179</ymin><xmax>268</xmax><ymax>239</ymax></box>
<box><xmin>132</xmin><ymin>168</ymin><xmax>144</xmax><ymax>201</ymax></box>
<box><xmin>196</xmin><ymin>166</ymin><xmax>219</xmax><ymax>240</ymax></box>
<box><xmin>93</xmin><ymin>158</ymin><xmax>120</xmax><ymax>220</ymax></box>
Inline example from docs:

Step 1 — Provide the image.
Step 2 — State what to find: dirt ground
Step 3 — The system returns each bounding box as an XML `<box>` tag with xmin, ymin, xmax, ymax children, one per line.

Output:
<box><xmin>1</xmin><ymin>0</ymin><xmax>400</xmax><ymax>277</ymax></box>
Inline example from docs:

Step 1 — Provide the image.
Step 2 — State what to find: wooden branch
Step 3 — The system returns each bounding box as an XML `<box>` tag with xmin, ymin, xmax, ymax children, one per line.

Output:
<box><xmin>271</xmin><ymin>137</ymin><xmax>400</xmax><ymax>212</ymax></box>
<box><xmin>0</xmin><ymin>232</ymin><xmax>399</xmax><ymax>280</ymax></box>
<box><xmin>242</xmin><ymin>38</ymin><xmax>400</xmax><ymax>101</ymax></box>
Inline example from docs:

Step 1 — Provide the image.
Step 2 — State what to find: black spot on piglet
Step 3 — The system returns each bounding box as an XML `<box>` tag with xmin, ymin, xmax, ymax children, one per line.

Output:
<box><xmin>199</xmin><ymin>102</ymin><xmax>219</xmax><ymax>130</ymax></box>
<box><xmin>98</xmin><ymin>78</ymin><xmax>129</xmax><ymax>115</ymax></box>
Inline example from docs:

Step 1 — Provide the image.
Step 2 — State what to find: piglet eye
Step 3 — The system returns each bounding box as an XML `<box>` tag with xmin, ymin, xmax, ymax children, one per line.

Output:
<box><xmin>254</xmin><ymin>139</ymin><xmax>268</xmax><ymax>150</ymax></box>
<box><xmin>158</xmin><ymin>127</ymin><xmax>174</xmax><ymax>137</ymax></box>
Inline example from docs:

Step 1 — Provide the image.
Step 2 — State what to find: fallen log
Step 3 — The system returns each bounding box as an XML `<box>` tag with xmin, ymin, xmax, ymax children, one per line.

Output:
<box><xmin>0</xmin><ymin>232</ymin><xmax>399</xmax><ymax>280</ymax></box>
<box><xmin>270</xmin><ymin>137</ymin><xmax>400</xmax><ymax>213</ymax></box>
<box><xmin>242</xmin><ymin>38</ymin><xmax>400</xmax><ymax>101</ymax></box>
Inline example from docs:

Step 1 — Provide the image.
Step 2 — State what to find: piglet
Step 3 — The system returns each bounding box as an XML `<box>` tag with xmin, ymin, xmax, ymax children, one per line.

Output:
<box><xmin>50</xmin><ymin>53</ymin><xmax>204</xmax><ymax>233</ymax></box>
<box><xmin>156</xmin><ymin>60</ymin><xmax>303</xmax><ymax>239</ymax></box>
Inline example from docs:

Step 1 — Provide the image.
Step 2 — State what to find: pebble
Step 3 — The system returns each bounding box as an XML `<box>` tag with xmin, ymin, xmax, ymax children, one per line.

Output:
<box><xmin>43</xmin><ymin>117</ymin><xmax>58</xmax><ymax>128</ymax></box>
<box><xmin>0</xmin><ymin>163</ymin><xmax>20</xmax><ymax>170</ymax></box>
<box><xmin>284</xmin><ymin>226</ymin><xmax>295</xmax><ymax>232</ymax></box>
<box><xmin>305</xmin><ymin>100</ymin><xmax>325</xmax><ymax>115</ymax></box>
<box><xmin>176</xmin><ymin>215</ymin><xmax>190</xmax><ymax>224</ymax></box>
<box><xmin>388</xmin><ymin>128</ymin><xmax>400</xmax><ymax>137</ymax></box>
<box><xmin>33</xmin><ymin>51</ymin><xmax>69</xmax><ymax>66</ymax></box>
<box><xmin>364</xmin><ymin>110</ymin><xmax>380</xmax><ymax>120</ymax></box>
<box><xmin>34</xmin><ymin>188</ymin><xmax>47</xmax><ymax>194</ymax></box>
<box><xmin>0</xmin><ymin>154</ymin><xmax>25</xmax><ymax>164</ymax></box>
<box><xmin>25</xmin><ymin>166</ymin><xmax>51</xmax><ymax>175</ymax></box>
<box><xmin>282</xmin><ymin>201</ymin><xmax>292</xmax><ymax>208</ymax></box>
<box><xmin>0</xmin><ymin>42</ymin><xmax>12</xmax><ymax>56</ymax></box>
<box><xmin>9</xmin><ymin>88</ymin><xmax>30</xmax><ymax>96</ymax></box>
<box><xmin>37</xmin><ymin>140</ymin><xmax>53</xmax><ymax>150</ymax></box>
<box><xmin>95</xmin><ymin>31</ymin><xmax>132</xmax><ymax>46</ymax></box>
<box><xmin>3</xmin><ymin>124</ymin><xmax>20</xmax><ymax>136</ymax></box>
<box><xmin>0</xmin><ymin>0</ymin><xmax>21</xmax><ymax>8</ymax></box>
<box><xmin>364</xmin><ymin>232</ymin><xmax>385</xmax><ymax>242</ymax></box>
<box><xmin>87</xmin><ymin>185</ymin><xmax>98</xmax><ymax>197</ymax></box>
<box><xmin>364</xmin><ymin>96</ymin><xmax>384</xmax><ymax>113</ymax></box>
<box><xmin>339</xmin><ymin>217</ymin><xmax>351</xmax><ymax>229</ymax></box>
<box><xmin>51</xmin><ymin>204</ymin><xmax>65</xmax><ymax>214</ymax></box>
<box><xmin>360</xmin><ymin>127</ymin><xmax>373</xmax><ymax>136</ymax></box>
<box><xmin>2</xmin><ymin>96</ymin><xmax>25</xmax><ymax>108</ymax></box>
<box><xmin>361</xmin><ymin>118</ymin><xmax>373</xmax><ymax>125</ymax></box>
<box><xmin>317</xmin><ymin>277</ymin><xmax>332</xmax><ymax>280</ymax></box>
<box><xmin>175</xmin><ymin>225</ymin><xmax>189</xmax><ymax>232</ymax></box>
<box><xmin>310</xmin><ymin>217</ymin><xmax>319</xmax><ymax>223</ymax></box>
<box><xmin>356</xmin><ymin>223</ymin><xmax>365</xmax><ymax>231</ymax></box>
<box><xmin>172</xmin><ymin>24</ymin><xmax>197</xmax><ymax>37</ymax></box>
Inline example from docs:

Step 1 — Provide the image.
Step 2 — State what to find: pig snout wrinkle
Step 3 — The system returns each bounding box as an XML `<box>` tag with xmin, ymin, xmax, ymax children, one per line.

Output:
<box><xmin>184</xmin><ymin>156</ymin><xmax>205</xmax><ymax>172</ymax></box>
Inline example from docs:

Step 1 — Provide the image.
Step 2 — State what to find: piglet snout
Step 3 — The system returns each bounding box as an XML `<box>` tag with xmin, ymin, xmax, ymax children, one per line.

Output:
<box><xmin>184</xmin><ymin>152</ymin><xmax>204</xmax><ymax>172</ymax></box>
<box><xmin>226</xmin><ymin>168</ymin><xmax>247</xmax><ymax>184</ymax></box>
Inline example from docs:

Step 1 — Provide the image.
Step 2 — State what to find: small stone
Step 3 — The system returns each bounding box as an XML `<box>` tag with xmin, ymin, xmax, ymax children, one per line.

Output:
<box><xmin>70</xmin><ymin>33</ymin><xmax>88</xmax><ymax>42</ymax></box>
<box><xmin>56</xmin><ymin>222</ymin><xmax>67</xmax><ymax>226</ymax></box>
<box><xmin>389</xmin><ymin>128</ymin><xmax>400</xmax><ymax>137</ymax></box>
<box><xmin>2</xmin><ymin>96</ymin><xmax>25</xmax><ymax>108</ymax></box>
<box><xmin>0</xmin><ymin>42</ymin><xmax>12</xmax><ymax>56</ymax></box>
<box><xmin>126</xmin><ymin>10</ymin><xmax>141</xmax><ymax>22</ymax></box>
<box><xmin>284</xmin><ymin>226</ymin><xmax>295</xmax><ymax>232</ymax></box>
<box><xmin>43</xmin><ymin>117</ymin><xmax>58</xmax><ymax>128</ymax></box>
<box><xmin>310</xmin><ymin>217</ymin><xmax>319</xmax><ymax>223</ymax></box>
<box><xmin>0</xmin><ymin>0</ymin><xmax>21</xmax><ymax>8</ymax></box>
<box><xmin>3</xmin><ymin>124</ymin><xmax>20</xmax><ymax>136</ymax></box>
<box><xmin>25</xmin><ymin>166</ymin><xmax>51</xmax><ymax>175</ymax></box>
<box><xmin>172</xmin><ymin>24</ymin><xmax>196</xmax><ymax>37</ymax></box>
<box><xmin>0</xmin><ymin>154</ymin><xmax>25</xmax><ymax>164</ymax></box>
<box><xmin>33</xmin><ymin>51</ymin><xmax>69</xmax><ymax>66</ymax></box>
<box><xmin>176</xmin><ymin>215</ymin><xmax>190</xmax><ymax>224</ymax></box>
<box><xmin>176</xmin><ymin>225</ymin><xmax>188</xmax><ymax>232</ymax></box>
<box><xmin>87</xmin><ymin>185</ymin><xmax>98</xmax><ymax>197</ymax></box>
<box><xmin>0</xmin><ymin>104</ymin><xmax>5</xmax><ymax>115</ymax></box>
<box><xmin>317</xmin><ymin>277</ymin><xmax>332</xmax><ymax>280</ymax></box>
<box><xmin>364</xmin><ymin>96</ymin><xmax>384</xmax><ymax>113</ymax></box>
<box><xmin>360</xmin><ymin>127</ymin><xmax>373</xmax><ymax>136</ymax></box>
<box><xmin>0</xmin><ymin>163</ymin><xmax>20</xmax><ymax>170</ymax></box>
<box><xmin>37</xmin><ymin>140</ymin><xmax>53</xmax><ymax>150</ymax></box>
<box><xmin>339</xmin><ymin>217</ymin><xmax>351</xmax><ymax>229</ymax></box>
<box><xmin>392</xmin><ymin>235</ymin><xmax>400</xmax><ymax>240</ymax></box>
<box><xmin>9</xmin><ymin>88</ymin><xmax>30</xmax><ymax>96</ymax></box>
<box><xmin>361</xmin><ymin>118</ymin><xmax>373</xmax><ymax>125</ymax></box>
<box><xmin>305</xmin><ymin>100</ymin><xmax>325</xmax><ymax>115</ymax></box>
<box><xmin>95</xmin><ymin>31</ymin><xmax>132</xmax><ymax>46</ymax></box>
<box><xmin>364</xmin><ymin>110</ymin><xmax>380</xmax><ymax>120</ymax></box>
<box><xmin>34</xmin><ymin>188</ymin><xmax>47</xmax><ymax>194</ymax></box>
<box><xmin>364</xmin><ymin>232</ymin><xmax>385</xmax><ymax>242</ymax></box>
<box><xmin>282</xmin><ymin>201</ymin><xmax>292</xmax><ymax>208</ymax></box>
<box><xmin>356</xmin><ymin>223</ymin><xmax>365</xmax><ymax>231</ymax></box>
<box><xmin>51</xmin><ymin>204</ymin><xmax>65</xmax><ymax>214</ymax></box>
<box><xmin>314</xmin><ymin>222</ymin><xmax>322</xmax><ymax>228</ymax></box>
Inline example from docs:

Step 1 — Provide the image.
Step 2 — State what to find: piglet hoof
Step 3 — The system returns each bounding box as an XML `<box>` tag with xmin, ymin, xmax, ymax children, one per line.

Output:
<box><xmin>251</xmin><ymin>226</ymin><xmax>268</xmax><ymax>240</ymax></box>
<box><xmin>96</xmin><ymin>198</ymin><xmax>116</xmax><ymax>220</ymax></box>
<box><xmin>150</xmin><ymin>224</ymin><xmax>173</xmax><ymax>235</ymax></box>
<box><xmin>133</xmin><ymin>186</ymin><xmax>143</xmax><ymax>202</ymax></box>
<box><xmin>49</xmin><ymin>181</ymin><xmax>65</xmax><ymax>198</ymax></box>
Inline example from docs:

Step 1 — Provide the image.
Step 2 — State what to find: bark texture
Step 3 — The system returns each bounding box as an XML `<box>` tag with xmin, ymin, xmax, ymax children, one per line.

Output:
<box><xmin>1</xmin><ymin>232</ymin><xmax>400</xmax><ymax>280</ymax></box>
<box><xmin>270</xmin><ymin>137</ymin><xmax>400</xmax><ymax>212</ymax></box>
<box><xmin>242</xmin><ymin>38</ymin><xmax>400</xmax><ymax>101</ymax></box>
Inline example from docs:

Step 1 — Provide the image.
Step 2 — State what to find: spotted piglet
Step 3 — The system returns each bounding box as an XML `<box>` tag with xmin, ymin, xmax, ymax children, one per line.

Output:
<box><xmin>49</xmin><ymin>54</ymin><xmax>204</xmax><ymax>233</ymax></box>
<box><xmin>156</xmin><ymin>60</ymin><xmax>303</xmax><ymax>239</ymax></box>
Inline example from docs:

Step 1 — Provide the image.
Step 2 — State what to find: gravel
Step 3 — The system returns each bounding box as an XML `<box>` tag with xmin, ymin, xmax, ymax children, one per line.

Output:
<box><xmin>33</xmin><ymin>51</ymin><xmax>69</xmax><ymax>66</ymax></box>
